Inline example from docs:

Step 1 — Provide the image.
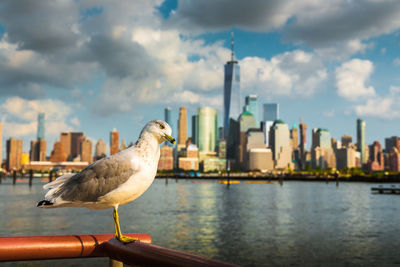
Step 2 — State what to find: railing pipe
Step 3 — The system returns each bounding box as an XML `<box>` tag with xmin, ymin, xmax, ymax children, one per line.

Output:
<box><xmin>0</xmin><ymin>234</ymin><xmax>151</xmax><ymax>262</ymax></box>
<box><xmin>104</xmin><ymin>238</ymin><xmax>240</xmax><ymax>267</ymax></box>
<box><xmin>0</xmin><ymin>234</ymin><xmax>239</xmax><ymax>266</ymax></box>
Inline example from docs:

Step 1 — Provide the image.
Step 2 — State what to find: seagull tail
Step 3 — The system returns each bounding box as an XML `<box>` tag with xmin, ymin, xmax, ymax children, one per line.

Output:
<box><xmin>37</xmin><ymin>200</ymin><xmax>54</xmax><ymax>208</ymax></box>
<box><xmin>40</xmin><ymin>173</ymin><xmax>75</xmax><ymax>207</ymax></box>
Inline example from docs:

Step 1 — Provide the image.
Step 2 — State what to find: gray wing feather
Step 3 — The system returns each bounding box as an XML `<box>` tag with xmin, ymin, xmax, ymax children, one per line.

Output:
<box><xmin>55</xmin><ymin>156</ymin><xmax>136</xmax><ymax>202</ymax></box>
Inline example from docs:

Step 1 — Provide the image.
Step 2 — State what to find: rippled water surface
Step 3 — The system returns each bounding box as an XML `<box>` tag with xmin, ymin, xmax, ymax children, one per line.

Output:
<box><xmin>1</xmin><ymin>178</ymin><xmax>400</xmax><ymax>266</ymax></box>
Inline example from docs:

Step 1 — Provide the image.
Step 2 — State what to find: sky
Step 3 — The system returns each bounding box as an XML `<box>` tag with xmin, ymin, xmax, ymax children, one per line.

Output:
<box><xmin>0</xmin><ymin>0</ymin><xmax>400</xmax><ymax>155</ymax></box>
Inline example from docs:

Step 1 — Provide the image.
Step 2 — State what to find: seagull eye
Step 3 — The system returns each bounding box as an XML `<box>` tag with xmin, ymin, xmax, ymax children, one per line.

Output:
<box><xmin>159</xmin><ymin>124</ymin><xmax>165</xmax><ymax>129</ymax></box>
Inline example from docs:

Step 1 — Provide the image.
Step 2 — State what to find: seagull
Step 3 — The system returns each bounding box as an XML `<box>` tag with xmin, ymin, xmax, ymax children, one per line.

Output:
<box><xmin>37</xmin><ymin>120</ymin><xmax>175</xmax><ymax>243</ymax></box>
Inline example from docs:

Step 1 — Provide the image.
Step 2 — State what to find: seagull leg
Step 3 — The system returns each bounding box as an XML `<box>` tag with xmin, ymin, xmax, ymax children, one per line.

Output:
<box><xmin>113</xmin><ymin>206</ymin><xmax>138</xmax><ymax>243</ymax></box>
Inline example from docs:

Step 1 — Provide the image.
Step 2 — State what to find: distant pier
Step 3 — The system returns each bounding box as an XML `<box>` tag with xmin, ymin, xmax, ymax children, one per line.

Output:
<box><xmin>371</xmin><ymin>186</ymin><xmax>400</xmax><ymax>194</ymax></box>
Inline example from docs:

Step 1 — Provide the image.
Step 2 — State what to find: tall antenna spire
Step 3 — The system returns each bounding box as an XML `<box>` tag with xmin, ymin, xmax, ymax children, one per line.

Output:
<box><xmin>231</xmin><ymin>31</ymin><xmax>234</xmax><ymax>61</ymax></box>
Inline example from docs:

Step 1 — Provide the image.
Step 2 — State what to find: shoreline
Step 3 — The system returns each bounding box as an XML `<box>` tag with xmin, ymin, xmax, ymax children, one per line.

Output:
<box><xmin>156</xmin><ymin>173</ymin><xmax>400</xmax><ymax>183</ymax></box>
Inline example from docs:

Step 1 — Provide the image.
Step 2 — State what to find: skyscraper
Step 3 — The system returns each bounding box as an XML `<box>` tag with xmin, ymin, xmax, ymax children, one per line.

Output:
<box><xmin>60</xmin><ymin>132</ymin><xmax>71</xmax><ymax>159</ymax></box>
<box><xmin>299</xmin><ymin>123</ymin><xmax>307</xmax><ymax>151</ymax></box>
<box><xmin>270</xmin><ymin>120</ymin><xmax>292</xmax><ymax>169</ymax></box>
<box><xmin>385</xmin><ymin>136</ymin><xmax>400</xmax><ymax>153</ymax></box>
<box><xmin>37</xmin><ymin>112</ymin><xmax>45</xmax><ymax>140</ymax></box>
<box><xmin>164</xmin><ymin>107</ymin><xmax>172</xmax><ymax>126</ymax></box>
<box><xmin>192</xmin><ymin>115</ymin><xmax>197</xmax><ymax>145</ymax></box>
<box><xmin>71</xmin><ymin>132</ymin><xmax>85</xmax><ymax>160</ymax></box>
<box><xmin>6</xmin><ymin>138</ymin><xmax>23</xmax><ymax>170</ymax></box>
<box><xmin>110</xmin><ymin>129</ymin><xmax>119</xmax><ymax>155</ymax></box>
<box><xmin>312</xmin><ymin>128</ymin><xmax>331</xmax><ymax>149</ymax></box>
<box><xmin>95</xmin><ymin>139</ymin><xmax>107</xmax><ymax>159</ymax></box>
<box><xmin>262</xmin><ymin>121</ymin><xmax>274</xmax><ymax>147</ymax></box>
<box><xmin>178</xmin><ymin>107</ymin><xmax>187</xmax><ymax>148</ymax></box>
<box><xmin>341</xmin><ymin>135</ymin><xmax>353</xmax><ymax>147</ymax></box>
<box><xmin>368</xmin><ymin>141</ymin><xmax>384</xmax><ymax>171</ymax></box>
<box><xmin>244</xmin><ymin>95</ymin><xmax>258</xmax><ymax>121</ymax></box>
<box><xmin>197</xmin><ymin>107</ymin><xmax>218</xmax><ymax>152</ymax></box>
<box><xmin>357</xmin><ymin>119</ymin><xmax>366</xmax><ymax>164</ymax></box>
<box><xmin>81</xmin><ymin>139</ymin><xmax>92</xmax><ymax>163</ymax></box>
<box><xmin>227</xmin><ymin>118</ymin><xmax>239</xmax><ymax>161</ymax></box>
<box><xmin>299</xmin><ymin>122</ymin><xmax>307</xmax><ymax>169</ymax></box>
<box><xmin>49</xmin><ymin>141</ymin><xmax>67</xmax><ymax>162</ymax></box>
<box><xmin>223</xmin><ymin>32</ymin><xmax>241</xmax><ymax>138</ymax></box>
<box><xmin>263</xmin><ymin>103</ymin><xmax>279</xmax><ymax>121</ymax></box>
<box><xmin>29</xmin><ymin>139</ymin><xmax>47</xmax><ymax>161</ymax></box>
<box><xmin>238</xmin><ymin>111</ymin><xmax>257</xmax><ymax>166</ymax></box>
<box><xmin>158</xmin><ymin>145</ymin><xmax>174</xmax><ymax>170</ymax></box>
<box><xmin>291</xmin><ymin>123</ymin><xmax>298</xmax><ymax>149</ymax></box>
<box><xmin>311</xmin><ymin>128</ymin><xmax>336</xmax><ymax>169</ymax></box>
<box><xmin>262</xmin><ymin>103</ymin><xmax>279</xmax><ymax>147</ymax></box>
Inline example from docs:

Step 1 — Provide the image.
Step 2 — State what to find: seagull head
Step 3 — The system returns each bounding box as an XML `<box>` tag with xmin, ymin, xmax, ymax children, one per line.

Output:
<box><xmin>143</xmin><ymin>120</ymin><xmax>175</xmax><ymax>145</ymax></box>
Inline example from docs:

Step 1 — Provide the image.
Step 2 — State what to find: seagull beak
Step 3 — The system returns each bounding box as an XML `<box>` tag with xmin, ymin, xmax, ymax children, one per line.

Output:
<box><xmin>164</xmin><ymin>134</ymin><xmax>176</xmax><ymax>144</ymax></box>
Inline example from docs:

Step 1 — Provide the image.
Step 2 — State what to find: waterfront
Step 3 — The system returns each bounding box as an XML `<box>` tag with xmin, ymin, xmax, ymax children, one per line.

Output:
<box><xmin>1</xmin><ymin>179</ymin><xmax>400</xmax><ymax>266</ymax></box>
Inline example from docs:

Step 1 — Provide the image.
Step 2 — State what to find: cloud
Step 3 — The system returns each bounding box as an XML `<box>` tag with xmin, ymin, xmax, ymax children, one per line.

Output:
<box><xmin>393</xmin><ymin>58</ymin><xmax>400</xmax><ymax>66</ymax></box>
<box><xmin>283</xmin><ymin>1</ymin><xmax>400</xmax><ymax>48</ymax></box>
<box><xmin>0</xmin><ymin>36</ymin><xmax>94</xmax><ymax>98</ymax></box>
<box><xmin>241</xmin><ymin>50</ymin><xmax>327</xmax><ymax>97</ymax></box>
<box><xmin>168</xmin><ymin>0</ymin><xmax>296</xmax><ymax>33</ymax></box>
<box><xmin>93</xmin><ymin>28</ymin><xmax>229</xmax><ymax>115</ymax></box>
<box><xmin>314</xmin><ymin>39</ymin><xmax>372</xmax><ymax>61</ymax></box>
<box><xmin>170</xmin><ymin>90</ymin><xmax>222</xmax><ymax>108</ymax></box>
<box><xmin>0</xmin><ymin>0</ymin><xmax>80</xmax><ymax>53</ymax></box>
<box><xmin>70</xmin><ymin>117</ymin><xmax>81</xmax><ymax>127</ymax></box>
<box><xmin>169</xmin><ymin>0</ymin><xmax>400</xmax><ymax>59</ymax></box>
<box><xmin>354</xmin><ymin>90</ymin><xmax>400</xmax><ymax>119</ymax></box>
<box><xmin>335</xmin><ymin>58</ymin><xmax>376</xmax><ymax>101</ymax></box>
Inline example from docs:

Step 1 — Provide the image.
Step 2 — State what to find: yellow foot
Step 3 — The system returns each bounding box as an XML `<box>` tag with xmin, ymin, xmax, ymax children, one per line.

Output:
<box><xmin>116</xmin><ymin>235</ymin><xmax>139</xmax><ymax>244</ymax></box>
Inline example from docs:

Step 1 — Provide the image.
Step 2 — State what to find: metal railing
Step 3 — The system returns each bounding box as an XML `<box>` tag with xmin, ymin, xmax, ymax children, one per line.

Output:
<box><xmin>0</xmin><ymin>234</ymin><xmax>239</xmax><ymax>266</ymax></box>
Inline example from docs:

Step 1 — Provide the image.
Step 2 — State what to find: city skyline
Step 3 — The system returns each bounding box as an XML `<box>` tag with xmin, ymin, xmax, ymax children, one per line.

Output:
<box><xmin>2</xmin><ymin>104</ymin><xmax>400</xmax><ymax>172</ymax></box>
<box><xmin>0</xmin><ymin>1</ymin><xmax>400</xmax><ymax>155</ymax></box>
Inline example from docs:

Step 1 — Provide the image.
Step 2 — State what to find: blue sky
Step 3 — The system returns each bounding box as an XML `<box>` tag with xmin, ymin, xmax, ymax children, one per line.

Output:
<box><xmin>0</xmin><ymin>0</ymin><xmax>399</xmax><ymax>155</ymax></box>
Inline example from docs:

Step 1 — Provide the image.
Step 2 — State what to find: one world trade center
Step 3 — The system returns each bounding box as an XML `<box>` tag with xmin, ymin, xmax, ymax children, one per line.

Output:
<box><xmin>223</xmin><ymin>32</ymin><xmax>240</xmax><ymax>138</ymax></box>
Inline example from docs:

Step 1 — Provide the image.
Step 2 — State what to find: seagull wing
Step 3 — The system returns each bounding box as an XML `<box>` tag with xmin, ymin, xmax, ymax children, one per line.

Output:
<box><xmin>53</xmin><ymin>154</ymin><xmax>138</xmax><ymax>202</ymax></box>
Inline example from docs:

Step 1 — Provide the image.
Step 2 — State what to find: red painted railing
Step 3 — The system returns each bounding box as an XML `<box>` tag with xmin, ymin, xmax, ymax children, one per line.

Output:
<box><xmin>0</xmin><ymin>234</ymin><xmax>239</xmax><ymax>266</ymax></box>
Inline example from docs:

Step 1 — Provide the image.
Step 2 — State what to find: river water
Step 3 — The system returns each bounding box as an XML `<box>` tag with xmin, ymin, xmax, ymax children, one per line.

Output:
<box><xmin>0</xmin><ymin>178</ymin><xmax>400</xmax><ymax>267</ymax></box>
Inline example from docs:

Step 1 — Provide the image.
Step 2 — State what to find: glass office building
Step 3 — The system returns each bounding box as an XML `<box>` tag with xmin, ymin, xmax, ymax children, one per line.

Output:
<box><xmin>244</xmin><ymin>95</ymin><xmax>258</xmax><ymax>121</ymax></box>
<box><xmin>263</xmin><ymin>103</ymin><xmax>279</xmax><ymax>122</ymax></box>
<box><xmin>37</xmin><ymin>112</ymin><xmax>45</xmax><ymax>140</ymax></box>
<box><xmin>197</xmin><ymin>107</ymin><xmax>218</xmax><ymax>152</ymax></box>
<box><xmin>223</xmin><ymin>33</ymin><xmax>240</xmax><ymax>138</ymax></box>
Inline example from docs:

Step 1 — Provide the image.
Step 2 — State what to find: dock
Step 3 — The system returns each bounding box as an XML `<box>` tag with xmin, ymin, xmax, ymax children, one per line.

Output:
<box><xmin>371</xmin><ymin>186</ymin><xmax>400</xmax><ymax>194</ymax></box>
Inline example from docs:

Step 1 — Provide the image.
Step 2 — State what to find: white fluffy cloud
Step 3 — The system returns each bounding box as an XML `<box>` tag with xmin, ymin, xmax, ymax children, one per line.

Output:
<box><xmin>241</xmin><ymin>50</ymin><xmax>327</xmax><ymax>97</ymax></box>
<box><xmin>315</xmin><ymin>39</ymin><xmax>372</xmax><ymax>61</ymax></box>
<box><xmin>335</xmin><ymin>59</ymin><xmax>376</xmax><ymax>101</ymax></box>
<box><xmin>93</xmin><ymin>28</ymin><xmax>229</xmax><ymax>115</ymax></box>
<box><xmin>354</xmin><ymin>86</ymin><xmax>400</xmax><ymax>119</ymax></box>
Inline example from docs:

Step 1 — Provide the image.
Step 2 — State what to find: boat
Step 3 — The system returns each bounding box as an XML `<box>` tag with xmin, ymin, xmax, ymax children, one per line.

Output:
<box><xmin>218</xmin><ymin>180</ymin><xmax>240</xmax><ymax>184</ymax></box>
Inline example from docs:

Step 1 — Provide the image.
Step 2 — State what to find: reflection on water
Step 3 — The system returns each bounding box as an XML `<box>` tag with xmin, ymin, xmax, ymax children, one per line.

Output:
<box><xmin>1</xmin><ymin>178</ymin><xmax>400</xmax><ymax>266</ymax></box>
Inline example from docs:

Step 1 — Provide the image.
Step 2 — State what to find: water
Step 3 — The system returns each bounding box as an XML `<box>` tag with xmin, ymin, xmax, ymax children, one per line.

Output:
<box><xmin>1</xmin><ymin>178</ymin><xmax>400</xmax><ymax>267</ymax></box>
